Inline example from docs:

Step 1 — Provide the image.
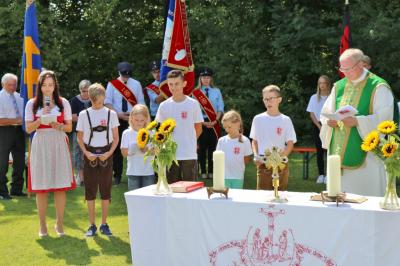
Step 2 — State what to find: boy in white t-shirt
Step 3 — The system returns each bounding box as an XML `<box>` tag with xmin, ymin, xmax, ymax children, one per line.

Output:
<box><xmin>250</xmin><ymin>85</ymin><xmax>297</xmax><ymax>190</ymax></box>
<box><xmin>121</xmin><ymin>104</ymin><xmax>155</xmax><ymax>190</ymax></box>
<box><xmin>155</xmin><ymin>70</ymin><xmax>204</xmax><ymax>182</ymax></box>
<box><xmin>76</xmin><ymin>83</ymin><xmax>120</xmax><ymax>237</ymax></box>
<box><xmin>216</xmin><ymin>110</ymin><xmax>252</xmax><ymax>189</ymax></box>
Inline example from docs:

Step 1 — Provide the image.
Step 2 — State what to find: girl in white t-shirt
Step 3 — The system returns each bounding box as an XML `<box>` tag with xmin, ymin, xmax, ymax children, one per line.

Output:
<box><xmin>306</xmin><ymin>75</ymin><xmax>331</xmax><ymax>184</ymax></box>
<box><xmin>216</xmin><ymin>110</ymin><xmax>252</xmax><ymax>189</ymax></box>
<box><xmin>121</xmin><ymin>104</ymin><xmax>155</xmax><ymax>190</ymax></box>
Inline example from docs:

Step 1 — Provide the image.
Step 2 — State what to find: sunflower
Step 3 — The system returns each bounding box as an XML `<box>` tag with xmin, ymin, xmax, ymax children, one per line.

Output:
<box><xmin>137</xmin><ymin>128</ymin><xmax>149</xmax><ymax>149</ymax></box>
<box><xmin>361</xmin><ymin>131</ymin><xmax>380</xmax><ymax>152</ymax></box>
<box><xmin>377</xmin><ymin>121</ymin><xmax>397</xmax><ymax>134</ymax></box>
<box><xmin>146</xmin><ymin>120</ymin><xmax>158</xmax><ymax>130</ymax></box>
<box><xmin>154</xmin><ymin>131</ymin><xmax>166</xmax><ymax>143</ymax></box>
<box><xmin>159</xmin><ymin>118</ymin><xmax>176</xmax><ymax>134</ymax></box>
<box><xmin>382</xmin><ymin>142</ymin><xmax>398</xmax><ymax>157</ymax></box>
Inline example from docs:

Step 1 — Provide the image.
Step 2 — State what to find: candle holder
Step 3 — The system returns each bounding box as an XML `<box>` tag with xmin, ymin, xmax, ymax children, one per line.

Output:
<box><xmin>320</xmin><ymin>191</ymin><xmax>347</xmax><ymax>207</ymax></box>
<box><xmin>207</xmin><ymin>187</ymin><xmax>229</xmax><ymax>199</ymax></box>
<box><xmin>269</xmin><ymin>178</ymin><xmax>288</xmax><ymax>203</ymax></box>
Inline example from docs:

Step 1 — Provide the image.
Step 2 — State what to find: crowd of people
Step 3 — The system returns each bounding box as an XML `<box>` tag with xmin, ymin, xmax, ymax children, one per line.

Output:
<box><xmin>0</xmin><ymin>48</ymin><xmax>397</xmax><ymax>237</ymax></box>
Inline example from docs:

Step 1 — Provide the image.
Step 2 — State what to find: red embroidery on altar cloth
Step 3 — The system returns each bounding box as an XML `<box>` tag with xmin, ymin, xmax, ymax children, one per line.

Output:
<box><xmin>208</xmin><ymin>205</ymin><xmax>336</xmax><ymax>266</ymax></box>
<box><xmin>181</xmin><ymin>111</ymin><xmax>188</xmax><ymax>119</ymax></box>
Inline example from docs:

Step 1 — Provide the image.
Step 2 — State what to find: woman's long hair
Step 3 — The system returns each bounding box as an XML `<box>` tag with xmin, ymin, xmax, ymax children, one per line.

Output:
<box><xmin>33</xmin><ymin>70</ymin><xmax>64</xmax><ymax>114</ymax></box>
<box><xmin>316</xmin><ymin>75</ymin><xmax>331</xmax><ymax>102</ymax></box>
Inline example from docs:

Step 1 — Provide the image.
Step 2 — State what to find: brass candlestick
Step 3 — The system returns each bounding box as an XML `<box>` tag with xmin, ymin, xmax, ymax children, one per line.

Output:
<box><xmin>259</xmin><ymin>147</ymin><xmax>288</xmax><ymax>203</ymax></box>
<box><xmin>321</xmin><ymin>191</ymin><xmax>347</xmax><ymax>207</ymax></box>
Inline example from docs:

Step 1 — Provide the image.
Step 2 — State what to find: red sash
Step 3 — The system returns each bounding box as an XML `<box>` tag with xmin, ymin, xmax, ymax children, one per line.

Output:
<box><xmin>146</xmin><ymin>83</ymin><xmax>161</xmax><ymax>95</ymax></box>
<box><xmin>192</xmin><ymin>88</ymin><xmax>221</xmax><ymax>138</ymax></box>
<box><xmin>110</xmin><ymin>79</ymin><xmax>137</xmax><ymax>107</ymax></box>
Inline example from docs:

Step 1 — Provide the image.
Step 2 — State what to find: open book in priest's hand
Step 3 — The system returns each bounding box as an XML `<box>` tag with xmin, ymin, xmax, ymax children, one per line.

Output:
<box><xmin>321</xmin><ymin>105</ymin><xmax>358</xmax><ymax>121</ymax></box>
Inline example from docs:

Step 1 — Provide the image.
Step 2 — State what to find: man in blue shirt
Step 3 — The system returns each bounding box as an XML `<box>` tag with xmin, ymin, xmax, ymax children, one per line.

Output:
<box><xmin>144</xmin><ymin>61</ymin><xmax>165</xmax><ymax>120</ymax></box>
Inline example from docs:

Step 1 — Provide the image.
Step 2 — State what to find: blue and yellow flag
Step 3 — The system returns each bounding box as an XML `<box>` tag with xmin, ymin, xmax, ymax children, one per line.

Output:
<box><xmin>20</xmin><ymin>0</ymin><xmax>41</xmax><ymax>108</ymax></box>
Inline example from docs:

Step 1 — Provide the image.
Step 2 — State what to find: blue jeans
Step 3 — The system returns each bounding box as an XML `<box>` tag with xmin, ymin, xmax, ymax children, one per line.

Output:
<box><xmin>127</xmin><ymin>175</ymin><xmax>155</xmax><ymax>191</ymax></box>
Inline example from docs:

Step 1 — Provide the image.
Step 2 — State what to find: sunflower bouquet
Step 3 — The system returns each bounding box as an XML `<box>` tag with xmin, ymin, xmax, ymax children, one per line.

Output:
<box><xmin>361</xmin><ymin>120</ymin><xmax>400</xmax><ymax>209</ymax></box>
<box><xmin>137</xmin><ymin>118</ymin><xmax>177</xmax><ymax>194</ymax></box>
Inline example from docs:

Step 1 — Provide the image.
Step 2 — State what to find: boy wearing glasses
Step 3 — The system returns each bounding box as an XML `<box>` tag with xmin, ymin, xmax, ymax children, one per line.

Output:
<box><xmin>250</xmin><ymin>85</ymin><xmax>297</xmax><ymax>190</ymax></box>
<box><xmin>77</xmin><ymin>83</ymin><xmax>119</xmax><ymax>236</ymax></box>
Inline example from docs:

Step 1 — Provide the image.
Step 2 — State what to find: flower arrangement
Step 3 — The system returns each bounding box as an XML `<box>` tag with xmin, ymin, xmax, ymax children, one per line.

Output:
<box><xmin>137</xmin><ymin>118</ymin><xmax>178</xmax><ymax>194</ymax></box>
<box><xmin>361</xmin><ymin>120</ymin><xmax>400</xmax><ymax>209</ymax></box>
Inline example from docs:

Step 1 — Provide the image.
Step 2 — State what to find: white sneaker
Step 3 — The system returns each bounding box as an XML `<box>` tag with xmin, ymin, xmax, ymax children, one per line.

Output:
<box><xmin>316</xmin><ymin>175</ymin><xmax>324</xmax><ymax>184</ymax></box>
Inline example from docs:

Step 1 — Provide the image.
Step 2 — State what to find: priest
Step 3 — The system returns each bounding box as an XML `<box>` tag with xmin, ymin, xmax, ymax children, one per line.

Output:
<box><xmin>320</xmin><ymin>48</ymin><xmax>395</xmax><ymax>196</ymax></box>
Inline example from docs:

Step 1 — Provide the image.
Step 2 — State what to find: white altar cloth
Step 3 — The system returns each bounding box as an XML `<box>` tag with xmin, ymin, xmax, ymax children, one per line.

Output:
<box><xmin>125</xmin><ymin>186</ymin><xmax>400</xmax><ymax>266</ymax></box>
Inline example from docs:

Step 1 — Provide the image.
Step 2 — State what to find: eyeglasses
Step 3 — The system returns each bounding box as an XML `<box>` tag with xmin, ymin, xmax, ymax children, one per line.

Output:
<box><xmin>338</xmin><ymin>61</ymin><xmax>360</xmax><ymax>72</ymax></box>
<box><xmin>263</xmin><ymin>96</ymin><xmax>281</xmax><ymax>102</ymax></box>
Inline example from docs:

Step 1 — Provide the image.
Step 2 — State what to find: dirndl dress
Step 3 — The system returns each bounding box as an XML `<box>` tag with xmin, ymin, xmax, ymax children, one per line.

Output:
<box><xmin>28</xmin><ymin>112</ymin><xmax>76</xmax><ymax>193</ymax></box>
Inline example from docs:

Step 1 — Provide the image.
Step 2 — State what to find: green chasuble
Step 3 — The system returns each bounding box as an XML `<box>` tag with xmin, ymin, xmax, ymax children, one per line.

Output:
<box><xmin>329</xmin><ymin>72</ymin><xmax>389</xmax><ymax>168</ymax></box>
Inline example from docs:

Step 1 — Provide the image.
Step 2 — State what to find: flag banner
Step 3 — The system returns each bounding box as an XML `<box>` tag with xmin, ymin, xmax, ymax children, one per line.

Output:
<box><xmin>20</xmin><ymin>0</ymin><xmax>42</xmax><ymax>109</ymax></box>
<box><xmin>159</xmin><ymin>0</ymin><xmax>195</xmax><ymax>97</ymax></box>
<box><xmin>339</xmin><ymin>3</ymin><xmax>351</xmax><ymax>78</ymax></box>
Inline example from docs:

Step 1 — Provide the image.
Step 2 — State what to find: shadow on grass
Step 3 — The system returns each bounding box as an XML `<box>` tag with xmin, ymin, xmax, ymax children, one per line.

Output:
<box><xmin>94</xmin><ymin>235</ymin><xmax>132</xmax><ymax>264</ymax></box>
<box><xmin>37</xmin><ymin>235</ymin><xmax>100</xmax><ymax>265</ymax></box>
<box><xmin>0</xmin><ymin>196</ymin><xmax>37</xmax><ymax>217</ymax></box>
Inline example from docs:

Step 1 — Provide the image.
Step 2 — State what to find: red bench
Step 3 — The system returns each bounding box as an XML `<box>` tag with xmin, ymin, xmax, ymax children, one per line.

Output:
<box><xmin>292</xmin><ymin>147</ymin><xmax>317</xmax><ymax>180</ymax></box>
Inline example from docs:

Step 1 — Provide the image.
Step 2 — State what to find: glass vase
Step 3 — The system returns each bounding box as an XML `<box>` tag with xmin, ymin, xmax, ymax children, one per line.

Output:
<box><xmin>153</xmin><ymin>162</ymin><xmax>172</xmax><ymax>195</ymax></box>
<box><xmin>380</xmin><ymin>172</ymin><xmax>400</xmax><ymax>210</ymax></box>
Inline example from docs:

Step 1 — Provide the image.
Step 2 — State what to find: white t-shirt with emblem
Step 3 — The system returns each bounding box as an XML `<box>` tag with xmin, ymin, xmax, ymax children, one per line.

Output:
<box><xmin>250</xmin><ymin>112</ymin><xmax>297</xmax><ymax>155</ymax></box>
<box><xmin>155</xmin><ymin>96</ymin><xmax>204</xmax><ymax>160</ymax></box>
<box><xmin>76</xmin><ymin>107</ymin><xmax>119</xmax><ymax>147</ymax></box>
<box><xmin>121</xmin><ymin>128</ymin><xmax>154</xmax><ymax>176</ymax></box>
<box><xmin>216</xmin><ymin>135</ymin><xmax>253</xmax><ymax>180</ymax></box>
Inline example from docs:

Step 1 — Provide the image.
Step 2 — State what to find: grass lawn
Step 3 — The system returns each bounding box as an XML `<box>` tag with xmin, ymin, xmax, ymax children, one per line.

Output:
<box><xmin>0</xmin><ymin>153</ymin><xmax>325</xmax><ymax>265</ymax></box>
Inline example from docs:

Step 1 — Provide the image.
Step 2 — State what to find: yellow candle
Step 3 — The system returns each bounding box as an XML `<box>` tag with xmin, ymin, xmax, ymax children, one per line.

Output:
<box><xmin>213</xmin><ymin>151</ymin><xmax>225</xmax><ymax>190</ymax></box>
<box><xmin>327</xmin><ymin>155</ymin><xmax>341</xmax><ymax>196</ymax></box>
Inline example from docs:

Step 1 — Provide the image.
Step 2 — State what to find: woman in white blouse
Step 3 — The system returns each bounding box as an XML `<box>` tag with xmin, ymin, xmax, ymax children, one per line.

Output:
<box><xmin>306</xmin><ymin>75</ymin><xmax>331</xmax><ymax>184</ymax></box>
<box><xmin>25</xmin><ymin>70</ymin><xmax>74</xmax><ymax>237</ymax></box>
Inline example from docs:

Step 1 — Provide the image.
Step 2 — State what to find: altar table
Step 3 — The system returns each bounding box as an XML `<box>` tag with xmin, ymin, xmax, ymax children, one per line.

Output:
<box><xmin>125</xmin><ymin>186</ymin><xmax>400</xmax><ymax>266</ymax></box>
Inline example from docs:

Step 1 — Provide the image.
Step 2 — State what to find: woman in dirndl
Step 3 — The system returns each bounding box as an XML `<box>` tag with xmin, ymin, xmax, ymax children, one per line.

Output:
<box><xmin>25</xmin><ymin>70</ymin><xmax>75</xmax><ymax>237</ymax></box>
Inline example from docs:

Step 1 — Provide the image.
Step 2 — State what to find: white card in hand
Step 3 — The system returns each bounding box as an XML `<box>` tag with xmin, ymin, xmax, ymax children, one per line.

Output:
<box><xmin>40</xmin><ymin>114</ymin><xmax>57</xmax><ymax>125</ymax></box>
<box><xmin>321</xmin><ymin>105</ymin><xmax>358</xmax><ymax>121</ymax></box>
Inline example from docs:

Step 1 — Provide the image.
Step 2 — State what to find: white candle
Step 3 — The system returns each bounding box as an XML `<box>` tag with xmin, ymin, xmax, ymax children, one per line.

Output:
<box><xmin>213</xmin><ymin>151</ymin><xmax>225</xmax><ymax>190</ymax></box>
<box><xmin>327</xmin><ymin>155</ymin><xmax>341</xmax><ymax>196</ymax></box>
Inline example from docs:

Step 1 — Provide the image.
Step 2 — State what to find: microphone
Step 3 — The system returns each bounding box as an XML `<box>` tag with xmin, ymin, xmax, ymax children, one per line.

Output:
<box><xmin>44</xmin><ymin>96</ymin><xmax>51</xmax><ymax>107</ymax></box>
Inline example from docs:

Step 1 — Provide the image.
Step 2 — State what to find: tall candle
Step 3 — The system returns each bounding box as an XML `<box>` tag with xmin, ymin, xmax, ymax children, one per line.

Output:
<box><xmin>213</xmin><ymin>151</ymin><xmax>225</xmax><ymax>190</ymax></box>
<box><xmin>327</xmin><ymin>155</ymin><xmax>341</xmax><ymax>196</ymax></box>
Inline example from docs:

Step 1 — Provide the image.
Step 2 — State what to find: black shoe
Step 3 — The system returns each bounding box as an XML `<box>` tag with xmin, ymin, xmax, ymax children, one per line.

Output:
<box><xmin>114</xmin><ymin>178</ymin><xmax>121</xmax><ymax>186</ymax></box>
<box><xmin>0</xmin><ymin>194</ymin><xmax>12</xmax><ymax>200</ymax></box>
<box><xmin>10</xmin><ymin>192</ymin><xmax>27</xmax><ymax>197</ymax></box>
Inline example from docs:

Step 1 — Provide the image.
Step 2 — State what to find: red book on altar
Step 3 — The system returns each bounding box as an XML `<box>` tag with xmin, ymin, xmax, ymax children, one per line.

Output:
<box><xmin>171</xmin><ymin>181</ymin><xmax>204</xmax><ymax>193</ymax></box>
